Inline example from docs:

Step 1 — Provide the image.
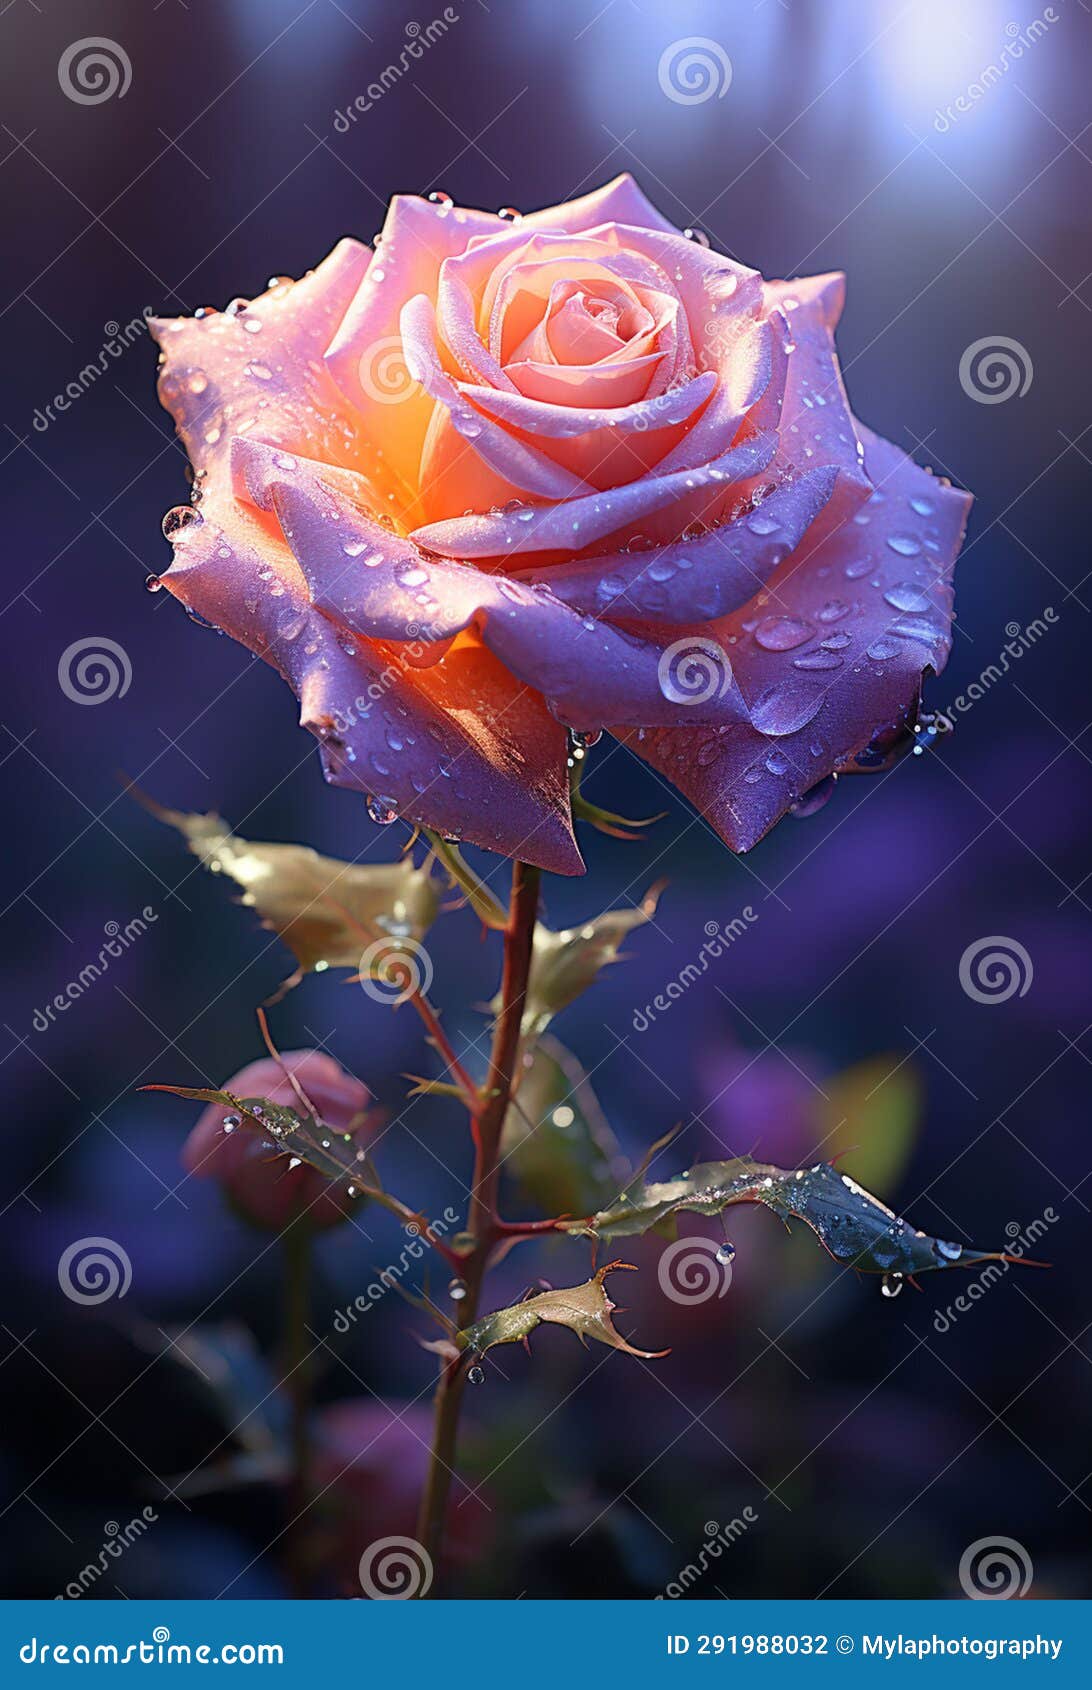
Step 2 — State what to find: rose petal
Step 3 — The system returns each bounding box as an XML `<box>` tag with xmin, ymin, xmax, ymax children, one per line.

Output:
<box><xmin>615</xmin><ymin>426</ymin><xmax>971</xmax><ymax>850</ymax></box>
<box><xmin>151</xmin><ymin>238</ymin><xmax>371</xmax><ymax>487</ymax></box>
<box><xmin>238</xmin><ymin>441</ymin><xmax>750</xmax><ymax>733</ymax></box>
<box><xmin>400</xmin><ymin>294</ymin><xmax>589</xmax><ymax>512</ymax></box>
<box><xmin>536</xmin><ymin>466</ymin><xmax>840</xmax><ymax>623</ymax></box>
<box><xmin>410</xmin><ymin>432</ymin><xmax>777</xmax><ymax>561</ymax></box>
<box><xmin>762</xmin><ymin>273</ymin><xmax>870</xmax><ymax>540</ymax></box>
<box><xmin>323</xmin><ymin>195</ymin><xmax>500</xmax><ymax>506</ymax></box>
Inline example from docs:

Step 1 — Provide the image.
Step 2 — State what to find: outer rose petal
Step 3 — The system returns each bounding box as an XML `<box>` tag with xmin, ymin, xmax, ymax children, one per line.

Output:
<box><xmin>324</xmin><ymin>194</ymin><xmax>501</xmax><ymax>506</ymax></box>
<box><xmin>761</xmin><ymin>273</ymin><xmax>870</xmax><ymax>542</ymax></box>
<box><xmin>236</xmin><ymin>439</ymin><xmax>750</xmax><ymax>733</ymax></box>
<box><xmin>151</xmin><ymin>265</ymin><xmax>583</xmax><ymax>871</ymax></box>
<box><xmin>537</xmin><ymin>466</ymin><xmax>841</xmax><ymax>623</ymax></box>
<box><xmin>614</xmin><ymin>426</ymin><xmax>971</xmax><ymax>851</ymax></box>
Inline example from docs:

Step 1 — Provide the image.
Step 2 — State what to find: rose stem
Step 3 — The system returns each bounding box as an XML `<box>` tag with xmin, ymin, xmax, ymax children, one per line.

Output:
<box><xmin>414</xmin><ymin>858</ymin><xmax>541</xmax><ymax>1589</ymax></box>
<box><xmin>283</xmin><ymin>1221</ymin><xmax>314</xmax><ymax>1596</ymax></box>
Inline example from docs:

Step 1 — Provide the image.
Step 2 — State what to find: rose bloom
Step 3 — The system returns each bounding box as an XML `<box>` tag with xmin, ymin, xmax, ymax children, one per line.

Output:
<box><xmin>182</xmin><ymin>1050</ymin><xmax>376</xmax><ymax>1231</ymax></box>
<box><xmin>151</xmin><ymin>175</ymin><xmax>969</xmax><ymax>872</ymax></box>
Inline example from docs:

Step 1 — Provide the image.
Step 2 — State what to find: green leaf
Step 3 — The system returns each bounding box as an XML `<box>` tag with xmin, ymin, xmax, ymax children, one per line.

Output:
<box><xmin>567</xmin><ymin>1158</ymin><xmax>1017</xmax><ymax>1280</ymax></box>
<box><xmin>500</xmin><ymin>1036</ymin><xmax>627</xmax><ymax>1217</ymax></box>
<box><xmin>144</xmin><ymin>1086</ymin><xmax>379</xmax><ymax>1196</ymax></box>
<box><xmin>143</xmin><ymin>794</ymin><xmax>439</xmax><ymax>993</ymax></box>
<box><xmin>511</xmin><ymin>884</ymin><xmax>663</xmax><ymax>1037</ymax></box>
<box><xmin>820</xmin><ymin>1055</ymin><xmax>921</xmax><ymax>1198</ymax></box>
<box><xmin>458</xmin><ymin>1263</ymin><xmax>667</xmax><ymax>1360</ymax></box>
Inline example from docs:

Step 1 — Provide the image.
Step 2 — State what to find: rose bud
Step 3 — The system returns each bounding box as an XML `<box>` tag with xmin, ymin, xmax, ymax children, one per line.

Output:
<box><xmin>181</xmin><ymin>1049</ymin><xmax>376</xmax><ymax>1231</ymax></box>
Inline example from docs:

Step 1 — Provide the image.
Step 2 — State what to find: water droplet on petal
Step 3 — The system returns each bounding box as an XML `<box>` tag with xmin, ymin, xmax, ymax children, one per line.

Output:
<box><xmin>754</xmin><ymin>615</ymin><xmax>813</xmax><ymax>652</ymax></box>
<box><xmin>751</xmin><ymin>680</ymin><xmax>824</xmax><ymax>737</ymax></box>
<box><xmin>366</xmin><ymin>796</ymin><xmax>399</xmax><ymax>825</ymax></box>
<box><xmin>883</xmin><ymin>582</ymin><xmax>931</xmax><ymax>613</ymax></box>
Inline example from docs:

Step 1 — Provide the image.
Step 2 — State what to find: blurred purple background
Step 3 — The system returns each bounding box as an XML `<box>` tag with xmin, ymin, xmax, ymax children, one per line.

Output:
<box><xmin>1</xmin><ymin>0</ymin><xmax>1090</xmax><ymax>1600</ymax></box>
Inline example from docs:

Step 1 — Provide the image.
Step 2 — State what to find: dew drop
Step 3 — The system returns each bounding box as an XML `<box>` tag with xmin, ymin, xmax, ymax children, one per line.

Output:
<box><xmin>886</xmin><ymin>533</ymin><xmax>921</xmax><ymax>557</ymax></box>
<box><xmin>867</xmin><ymin>636</ymin><xmax>901</xmax><ymax>660</ymax></box>
<box><xmin>751</xmin><ymin>680</ymin><xmax>824</xmax><ymax>737</ymax></box>
<box><xmin>883</xmin><ymin>581</ymin><xmax>931</xmax><ymax>614</ymax></box>
<box><xmin>467</xmin><ymin>1364</ymin><xmax>485</xmax><ymax>1385</ymax></box>
<box><xmin>366</xmin><ymin>795</ymin><xmax>398</xmax><ymax>826</ymax></box>
<box><xmin>880</xmin><ymin>1273</ymin><xmax>904</xmax><ymax>1299</ymax></box>
<box><xmin>448</xmin><ymin>1279</ymin><xmax>467</xmax><ymax>1302</ymax></box>
<box><xmin>754</xmin><ymin>615</ymin><xmax>813</xmax><ymax>652</ymax></box>
<box><xmin>162</xmin><ymin>505</ymin><xmax>204</xmax><ymax>540</ymax></box>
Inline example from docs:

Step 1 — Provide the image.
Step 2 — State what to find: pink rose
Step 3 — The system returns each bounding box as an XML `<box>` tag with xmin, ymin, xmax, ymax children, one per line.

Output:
<box><xmin>182</xmin><ymin>1050</ymin><xmax>375</xmax><ymax>1231</ymax></box>
<box><xmin>151</xmin><ymin>175</ymin><xmax>969</xmax><ymax>872</ymax></box>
